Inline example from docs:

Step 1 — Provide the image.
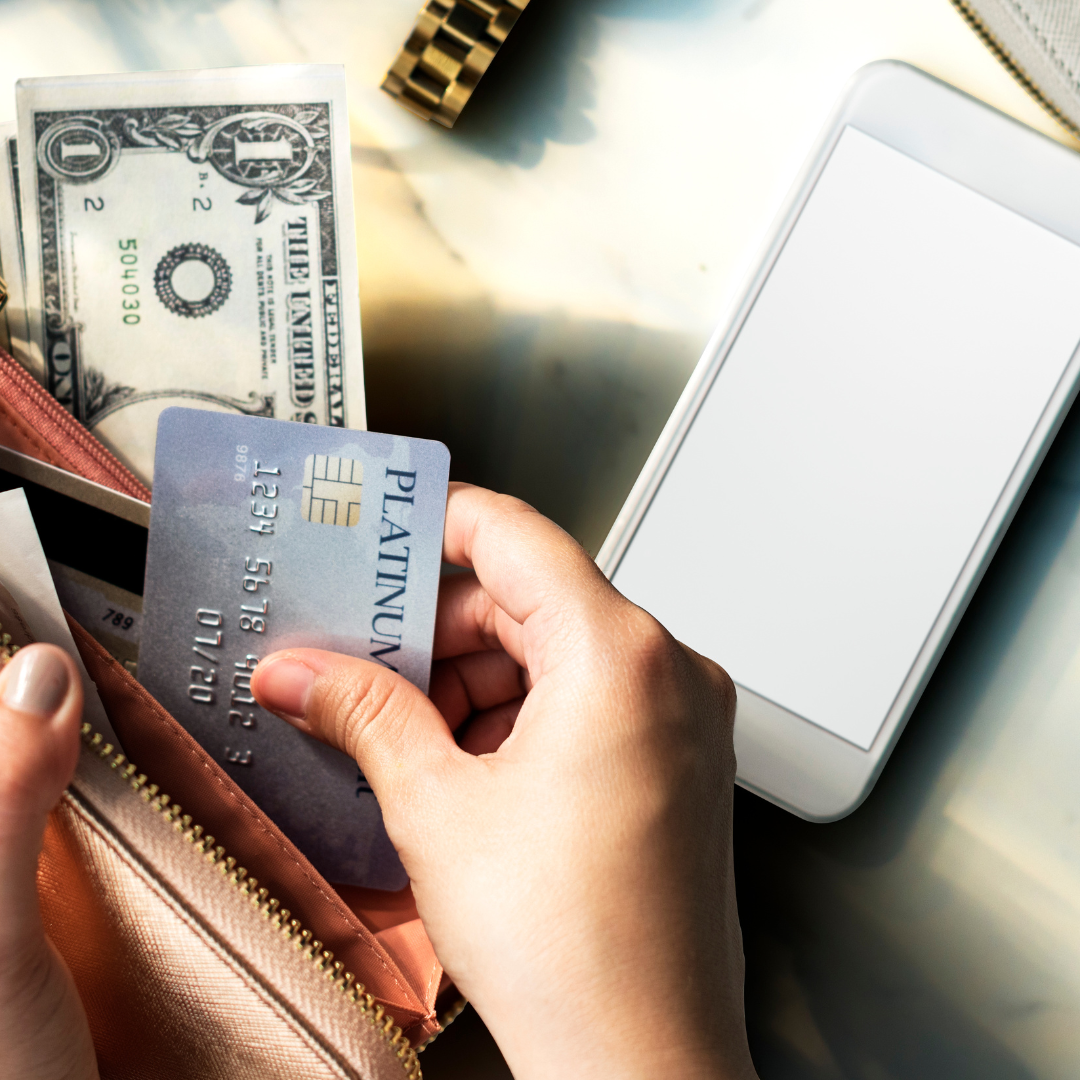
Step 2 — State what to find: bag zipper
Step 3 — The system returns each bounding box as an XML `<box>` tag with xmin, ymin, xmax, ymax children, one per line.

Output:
<box><xmin>948</xmin><ymin>0</ymin><xmax>1080</xmax><ymax>140</ymax></box>
<box><xmin>77</xmin><ymin>720</ymin><xmax>424</xmax><ymax>1080</ymax></box>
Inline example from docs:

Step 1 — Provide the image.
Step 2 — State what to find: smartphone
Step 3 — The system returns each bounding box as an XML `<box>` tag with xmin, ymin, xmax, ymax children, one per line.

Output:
<box><xmin>599</xmin><ymin>61</ymin><xmax>1080</xmax><ymax>819</ymax></box>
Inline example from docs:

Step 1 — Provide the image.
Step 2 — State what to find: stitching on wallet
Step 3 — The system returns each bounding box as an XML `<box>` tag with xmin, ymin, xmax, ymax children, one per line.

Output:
<box><xmin>424</xmin><ymin>954</ymin><xmax>441</xmax><ymax>1010</ymax></box>
<box><xmin>1007</xmin><ymin>0</ymin><xmax>1080</xmax><ymax>90</ymax></box>
<box><xmin>0</xmin><ymin>391</ymin><xmax>70</xmax><ymax>469</ymax></box>
<box><xmin>0</xmin><ymin>359</ymin><xmax>83</xmax><ymax>456</ymax></box>
<box><xmin>0</xmin><ymin>353</ymin><xmax>149</xmax><ymax>498</ymax></box>
<box><xmin>77</xmin><ymin>629</ymin><xmax>417</xmax><ymax>1008</ymax></box>
<box><xmin>56</xmin><ymin>794</ymin><xmax>356</xmax><ymax>1080</ymax></box>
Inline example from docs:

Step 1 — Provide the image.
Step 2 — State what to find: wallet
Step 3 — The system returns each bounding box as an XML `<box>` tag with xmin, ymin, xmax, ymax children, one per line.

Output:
<box><xmin>0</xmin><ymin>347</ymin><xmax>458</xmax><ymax>1080</ymax></box>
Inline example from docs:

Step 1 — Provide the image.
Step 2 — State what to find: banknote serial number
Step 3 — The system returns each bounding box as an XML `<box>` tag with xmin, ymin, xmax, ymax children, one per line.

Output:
<box><xmin>118</xmin><ymin>239</ymin><xmax>140</xmax><ymax>325</ymax></box>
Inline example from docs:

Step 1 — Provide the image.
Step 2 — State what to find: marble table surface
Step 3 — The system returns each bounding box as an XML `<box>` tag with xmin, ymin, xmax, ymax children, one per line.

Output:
<box><xmin>1</xmin><ymin>2</ymin><xmax>1078</xmax><ymax>1077</ymax></box>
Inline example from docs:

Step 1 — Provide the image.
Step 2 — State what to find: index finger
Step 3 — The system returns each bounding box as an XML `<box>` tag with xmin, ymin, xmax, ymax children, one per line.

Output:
<box><xmin>441</xmin><ymin>483</ymin><xmax>614</xmax><ymax>630</ymax></box>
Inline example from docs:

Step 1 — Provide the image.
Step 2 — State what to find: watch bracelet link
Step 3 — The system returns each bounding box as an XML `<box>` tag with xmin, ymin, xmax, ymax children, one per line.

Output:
<box><xmin>382</xmin><ymin>0</ymin><xmax>530</xmax><ymax>128</ymax></box>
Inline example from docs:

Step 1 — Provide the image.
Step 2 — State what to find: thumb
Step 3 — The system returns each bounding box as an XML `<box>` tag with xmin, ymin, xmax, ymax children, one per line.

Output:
<box><xmin>0</xmin><ymin>644</ymin><xmax>83</xmax><ymax>953</ymax></box>
<box><xmin>252</xmin><ymin>649</ymin><xmax>462</xmax><ymax>823</ymax></box>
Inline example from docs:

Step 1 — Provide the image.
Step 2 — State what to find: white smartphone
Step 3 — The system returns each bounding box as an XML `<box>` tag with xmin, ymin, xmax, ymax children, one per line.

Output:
<box><xmin>599</xmin><ymin>61</ymin><xmax>1080</xmax><ymax>820</ymax></box>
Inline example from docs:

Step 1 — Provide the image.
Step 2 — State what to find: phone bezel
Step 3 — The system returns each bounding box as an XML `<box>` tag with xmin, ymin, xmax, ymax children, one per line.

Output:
<box><xmin>597</xmin><ymin>61</ymin><xmax>1080</xmax><ymax>820</ymax></box>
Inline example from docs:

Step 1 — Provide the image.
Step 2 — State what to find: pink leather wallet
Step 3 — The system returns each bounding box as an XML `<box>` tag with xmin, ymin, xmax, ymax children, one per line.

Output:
<box><xmin>1</xmin><ymin>347</ymin><xmax>458</xmax><ymax>1080</ymax></box>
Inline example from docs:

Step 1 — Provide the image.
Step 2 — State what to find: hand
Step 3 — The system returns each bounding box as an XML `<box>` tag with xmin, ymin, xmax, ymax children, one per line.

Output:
<box><xmin>0</xmin><ymin>644</ymin><xmax>98</xmax><ymax>1080</ymax></box>
<box><xmin>252</xmin><ymin>484</ymin><xmax>757</xmax><ymax>1080</ymax></box>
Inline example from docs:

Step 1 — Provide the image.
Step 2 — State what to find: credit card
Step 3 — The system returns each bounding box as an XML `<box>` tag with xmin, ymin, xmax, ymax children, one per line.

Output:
<box><xmin>138</xmin><ymin>408</ymin><xmax>450</xmax><ymax>889</ymax></box>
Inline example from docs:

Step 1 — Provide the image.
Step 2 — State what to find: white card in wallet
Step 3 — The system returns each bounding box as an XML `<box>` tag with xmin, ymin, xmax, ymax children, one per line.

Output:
<box><xmin>0</xmin><ymin>488</ymin><xmax>119</xmax><ymax>745</ymax></box>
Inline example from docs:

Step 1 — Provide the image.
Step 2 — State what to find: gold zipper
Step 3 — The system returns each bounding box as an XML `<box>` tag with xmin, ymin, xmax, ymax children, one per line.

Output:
<box><xmin>421</xmin><ymin>997</ymin><xmax>466</xmax><ymax>1052</ymax></box>
<box><xmin>79</xmin><ymin>722</ymin><xmax>423</xmax><ymax>1080</ymax></box>
<box><xmin>948</xmin><ymin>0</ymin><xmax>1080</xmax><ymax>140</ymax></box>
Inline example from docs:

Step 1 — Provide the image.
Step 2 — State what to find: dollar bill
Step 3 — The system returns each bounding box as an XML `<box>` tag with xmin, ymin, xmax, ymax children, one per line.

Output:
<box><xmin>17</xmin><ymin>66</ymin><xmax>366</xmax><ymax>484</ymax></box>
<box><xmin>0</xmin><ymin>121</ymin><xmax>34</xmax><ymax>372</ymax></box>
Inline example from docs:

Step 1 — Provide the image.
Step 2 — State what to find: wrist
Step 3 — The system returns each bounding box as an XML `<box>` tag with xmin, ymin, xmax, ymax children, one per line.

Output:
<box><xmin>474</xmin><ymin>984</ymin><xmax>757</xmax><ymax>1080</ymax></box>
<box><xmin>494</xmin><ymin>1021</ymin><xmax>756</xmax><ymax>1080</ymax></box>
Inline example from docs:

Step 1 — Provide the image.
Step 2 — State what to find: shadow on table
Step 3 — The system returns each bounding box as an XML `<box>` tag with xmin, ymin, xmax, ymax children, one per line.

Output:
<box><xmin>450</xmin><ymin>0</ymin><xmax>746</xmax><ymax>166</ymax></box>
<box><xmin>365</xmin><ymin>307</ymin><xmax>700</xmax><ymax>556</ymax></box>
<box><xmin>421</xmin><ymin>1006</ymin><xmax>514</xmax><ymax>1079</ymax></box>
<box><xmin>735</xmin><ymin>394</ymin><xmax>1080</xmax><ymax>1079</ymax></box>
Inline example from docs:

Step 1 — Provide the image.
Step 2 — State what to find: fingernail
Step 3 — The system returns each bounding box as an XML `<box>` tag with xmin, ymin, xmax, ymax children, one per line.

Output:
<box><xmin>1</xmin><ymin>646</ymin><xmax>70</xmax><ymax>717</ymax></box>
<box><xmin>254</xmin><ymin>657</ymin><xmax>315</xmax><ymax>723</ymax></box>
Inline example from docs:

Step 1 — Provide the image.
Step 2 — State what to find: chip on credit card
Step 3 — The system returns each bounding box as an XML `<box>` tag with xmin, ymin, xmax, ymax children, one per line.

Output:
<box><xmin>139</xmin><ymin>409</ymin><xmax>450</xmax><ymax>889</ymax></box>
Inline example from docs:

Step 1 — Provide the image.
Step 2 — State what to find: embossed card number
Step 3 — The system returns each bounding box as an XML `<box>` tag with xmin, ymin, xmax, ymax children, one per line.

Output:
<box><xmin>183</xmin><ymin>444</ymin><xmax>283</xmax><ymax>766</ymax></box>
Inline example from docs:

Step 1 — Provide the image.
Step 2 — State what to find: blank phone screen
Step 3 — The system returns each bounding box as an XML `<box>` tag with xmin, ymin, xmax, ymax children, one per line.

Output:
<box><xmin>612</xmin><ymin>126</ymin><xmax>1080</xmax><ymax>750</ymax></box>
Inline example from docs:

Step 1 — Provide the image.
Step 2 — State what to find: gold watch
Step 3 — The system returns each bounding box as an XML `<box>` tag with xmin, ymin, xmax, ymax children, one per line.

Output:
<box><xmin>382</xmin><ymin>0</ymin><xmax>530</xmax><ymax>128</ymax></box>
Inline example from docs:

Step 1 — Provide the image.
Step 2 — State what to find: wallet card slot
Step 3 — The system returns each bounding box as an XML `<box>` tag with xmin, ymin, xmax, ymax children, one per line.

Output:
<box><xmin>0</xmin><ymin>462</ymin><xmax>148</xmax><ymax>594</ymax></box>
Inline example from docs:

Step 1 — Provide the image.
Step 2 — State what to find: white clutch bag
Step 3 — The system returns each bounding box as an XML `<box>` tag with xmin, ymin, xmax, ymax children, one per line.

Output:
<box><xmin>953</xmin><ymin>0</ymin><xmax>1080</xmax><ymax>135</ymax></box>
